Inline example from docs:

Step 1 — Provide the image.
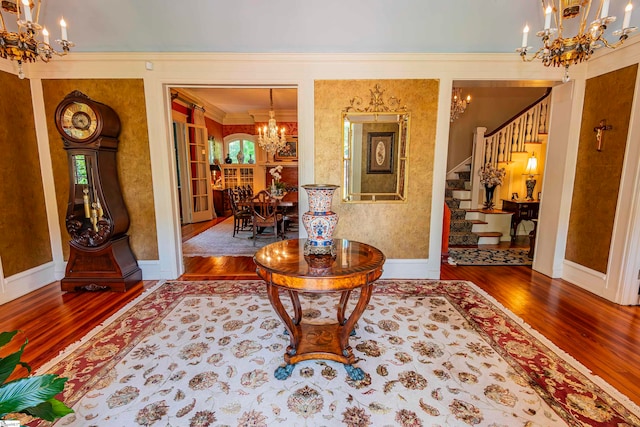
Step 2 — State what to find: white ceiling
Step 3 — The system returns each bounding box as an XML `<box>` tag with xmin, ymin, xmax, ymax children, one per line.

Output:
<box><xmin>28</xmin><ymin>0</ymin><xmax>638</xmax><ymax>115</ymax></box>
<box><xmin>37</xmin><ymin>1</ymin><xmax>638</xmax><ymax>55</ymax></box>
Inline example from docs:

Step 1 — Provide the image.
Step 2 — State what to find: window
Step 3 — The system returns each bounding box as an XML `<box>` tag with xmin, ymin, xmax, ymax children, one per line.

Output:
<box><xmin>208</xmin><ymin>137</ymin><xmax>223</xmax><ymax>165</ymax></box>
<box><xmin>225</xmin><ymin>135</ymin><xmax>256</xmax><ymax>164</ymax></box>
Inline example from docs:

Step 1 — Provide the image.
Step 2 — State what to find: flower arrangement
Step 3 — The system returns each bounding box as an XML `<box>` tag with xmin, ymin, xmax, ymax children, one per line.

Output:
<box><xmin>269</xmin><ymin>165</ymin><xmax>286</xmax><ymax>195</ymax></box>
<box><xmin>269</xmin><ymin>165</ymin><xmax>283</xmax><ymax>182</ymax></box>
<box><xmin>478</xmin><ymin>163</ymin><xmax>506</xmax><ymax>187</ymax></box>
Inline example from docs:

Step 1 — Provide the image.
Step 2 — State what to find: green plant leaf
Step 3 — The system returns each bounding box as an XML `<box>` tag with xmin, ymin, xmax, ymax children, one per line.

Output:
<box><xmin>0</xmin><ymin>331</ymin><xmax>19</xmax><ymax>349</ymax></box>
<box><xmin>0</xmin><ymin>340</ymin><xmax>30</xmax><ymax>385</ymax></box>
<box><xmin>0</xmin><ymin>375</ymin><xmax>67</xmax><ymax>417</ymax></box>
<box><xmin>23</xmin><ymin>397</ymin><xmax>74</xmax><ymax>421</ymax></box>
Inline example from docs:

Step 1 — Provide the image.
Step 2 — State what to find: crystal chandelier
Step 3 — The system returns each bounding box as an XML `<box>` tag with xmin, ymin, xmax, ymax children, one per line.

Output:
<box><xmin>517</xmin><ymin>0</ymin><xmax>636</xmax><ymax>83</ymax></box>
<box><xmin>450</xmin><ymin>88</ymin><xmax>471</xmax><ymax>122</ymax></box>
<box><xmin>257</xmin><ymin>89</ymin><xmax>287</xmax><ymax>158</ymax></box>
<box><xmin>0</xmin><ymin>0</ymin><xmax>73</xmax><ymax>79</ymax></box>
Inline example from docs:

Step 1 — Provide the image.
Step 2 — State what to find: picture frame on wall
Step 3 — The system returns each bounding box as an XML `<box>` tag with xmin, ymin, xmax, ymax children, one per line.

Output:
<box><xmin>275</xmin><ymin>137</ymin><xmax>298</xmax><ymax>161</ymax></box>
<box><xmin>367</xmin><ymin>132</ymin><xmax>394</xmax><ymax>174</ymax></box>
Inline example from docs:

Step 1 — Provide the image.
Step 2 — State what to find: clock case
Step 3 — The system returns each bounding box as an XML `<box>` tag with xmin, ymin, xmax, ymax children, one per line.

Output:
<box><xmin>55</xmin><ymin>91</ymin><xmax>142</xmax><ymax>292</ymax></box>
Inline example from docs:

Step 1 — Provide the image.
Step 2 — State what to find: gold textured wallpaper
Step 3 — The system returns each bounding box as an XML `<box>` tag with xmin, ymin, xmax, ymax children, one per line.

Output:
<box><xmin>42</xmin><ymin>79</ymin><xmax>158</xmax><ymax>261</ymax></box>
<box><xmin>314</xmin><ymin>80</ymin><xmax>438</xmax><ymax>259</ymax></box>
<box><xmin>565</xmin><ymin>64</ymin><xmax>638</xmax><ymax>273</ymax></box>
<box><xmin>0</xmin><ymin>71</ymin><xmax>53</xmax><ymax>277</ymax></box>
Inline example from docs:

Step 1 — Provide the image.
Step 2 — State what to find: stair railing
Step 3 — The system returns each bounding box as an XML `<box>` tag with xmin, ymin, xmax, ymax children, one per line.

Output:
<box><xmin>470</xmin><ymin>89</ymin><xmax>551</xmax><ymax>208</ymax></box>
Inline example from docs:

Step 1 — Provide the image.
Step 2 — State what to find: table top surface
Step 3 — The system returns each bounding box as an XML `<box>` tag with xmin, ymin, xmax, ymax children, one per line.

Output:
<box><xmin>254</xmin><ymin>239</ymin><xmax>385</xmax><ymax>290</ymax></box>
<box><xmin>238</xmin><ymin>191</ymin><xmax>298</xmax><ymax>207</ymax></box>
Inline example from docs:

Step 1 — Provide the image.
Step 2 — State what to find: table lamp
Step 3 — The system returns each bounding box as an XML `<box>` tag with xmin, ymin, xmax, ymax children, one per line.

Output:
<box><xmin>523</xmin><ymin>152</ymin><xmax>539</xmax><ymax>201</ymax></box>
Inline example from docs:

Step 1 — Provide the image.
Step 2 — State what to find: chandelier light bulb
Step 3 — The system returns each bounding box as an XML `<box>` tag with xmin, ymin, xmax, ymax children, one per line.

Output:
<box><xmin>60</xmin><ymin>17</ymin><xmax>68</xmax><ymax>40</ymax></box>
<box><xmin>42</xmin><ymin>27</ymin><xmax>49</xmax><ymax>44</ymax></box>
<box><xmin>22</xmin><ymin>0</ymin><xmax>32</xmax><ymax>22</ymax></box>
<box><xmin>522</xmin><ymin>25</ymin><xmax>530</xmax><ymax>47</ymax></box>
<box><xmin>544</xmin><ymin>7</ymin><xmax>552</xmax><ymax>30</ymax></box>
<box><xmin>623</xmin><ymin>3</ymin><xmax>633</xmax><ymax>29</ymax></box>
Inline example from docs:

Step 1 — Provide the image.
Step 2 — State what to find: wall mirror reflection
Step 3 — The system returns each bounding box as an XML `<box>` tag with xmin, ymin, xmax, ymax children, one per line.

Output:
<box><xmin>343</xmin><ymin>107</ymin><xmax>409</xmax><ymax>202</ymax></box>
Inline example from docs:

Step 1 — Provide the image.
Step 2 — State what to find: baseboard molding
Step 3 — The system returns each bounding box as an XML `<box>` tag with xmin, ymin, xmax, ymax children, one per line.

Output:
<box><xmin>381</xmin><ymin>259</ymin><xmax>439</xmax><ymax>279</ymax></box>
<box><xmin>0</xmin><ymin>261</ymin><xmax>57</xmax><ymax>304</ymax></box>
<box><xmin>138</xmin><ymin>260</ymin><xmax>164</xmax><ymax>280</ymax></box>
<box><xmin>562</xmin><ymin>259</ymin><xmax>607</xmax><ymax>297</ymax></box>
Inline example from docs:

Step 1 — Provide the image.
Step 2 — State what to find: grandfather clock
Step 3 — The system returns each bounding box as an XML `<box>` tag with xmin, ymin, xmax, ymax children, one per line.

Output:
<box><xmin>55</xmin><ymin>91</ymin><xmax>142</xmax><ymax>292</ymax></box>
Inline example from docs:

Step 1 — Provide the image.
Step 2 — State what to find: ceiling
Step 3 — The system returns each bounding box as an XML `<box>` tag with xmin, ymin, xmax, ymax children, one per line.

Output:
<box><xmin>28</xmin><ymin>1</ymin><xmax>637</xmax><ymax>116</ymax></box>
<box><xmin>36</xmin><ymin>1</ymin><xmax>638</xmax><ymax>55</ymax></box>
<box><xmin>177</xmin><ymin>87</ymin><xmax>298</xmax><ymax>115</ymax></box>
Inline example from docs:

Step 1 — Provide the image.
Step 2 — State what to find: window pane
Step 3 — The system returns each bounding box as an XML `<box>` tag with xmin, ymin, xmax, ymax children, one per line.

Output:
<box><xmin>243</xmin><ymin>140</ymin><xmax>255</xmax><ymax>163</ymax></box>
<box><xmin>228</xmin><ymin>140</ymin><xmax>240</xmax><ymax>163</ymax></box>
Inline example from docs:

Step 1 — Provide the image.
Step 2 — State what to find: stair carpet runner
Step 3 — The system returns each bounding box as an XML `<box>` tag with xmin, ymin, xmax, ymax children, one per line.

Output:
<box><xmin>445</xmin><ymin>170</ymin><xmax>480</xmax><ymax>246</ymax></box>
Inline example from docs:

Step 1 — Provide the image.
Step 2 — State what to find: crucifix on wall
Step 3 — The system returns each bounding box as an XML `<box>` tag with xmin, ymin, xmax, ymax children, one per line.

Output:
<box><xmin>593</xmin><ymin>119</ymin><xmax>612</xmax><ymax>152</ymax></box>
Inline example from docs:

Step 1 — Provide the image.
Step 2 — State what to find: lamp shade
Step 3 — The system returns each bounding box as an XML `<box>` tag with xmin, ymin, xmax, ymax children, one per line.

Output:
<box><xmin>523</xmin><ymin>153</ymin><xmax>538</xmax><ymax>176</ymax></box>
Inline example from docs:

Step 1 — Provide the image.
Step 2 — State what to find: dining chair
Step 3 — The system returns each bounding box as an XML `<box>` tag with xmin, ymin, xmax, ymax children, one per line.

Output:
<box><xmin>250</xmin><ymin>190</ymin><xmax>284</xmax><ymax>246</ymax></box>
<box><xmin>225</xmin><ymin>188</ymin><xmax>252</xmax><ymax>237</ymax></box>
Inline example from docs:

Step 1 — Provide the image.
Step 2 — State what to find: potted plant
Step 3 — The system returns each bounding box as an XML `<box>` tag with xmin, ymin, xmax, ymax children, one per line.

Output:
<box><xmin>0</xmin><ymin>330</ymin><xmax>73</xmax><ymax>426</ymax></box>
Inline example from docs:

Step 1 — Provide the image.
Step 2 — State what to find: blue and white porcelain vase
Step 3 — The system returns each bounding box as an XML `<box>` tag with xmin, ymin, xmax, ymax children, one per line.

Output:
<box><xmin>301</xmin><ymin>184</ymin><xmax>339</xmax><ymax>255</ymax></box>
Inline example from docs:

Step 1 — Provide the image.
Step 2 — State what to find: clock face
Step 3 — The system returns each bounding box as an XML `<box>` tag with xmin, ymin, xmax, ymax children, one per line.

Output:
<box><xmin>61</xmin><ymin>102</ymin><xmax>98</xmax><ymax>141</ymax></box>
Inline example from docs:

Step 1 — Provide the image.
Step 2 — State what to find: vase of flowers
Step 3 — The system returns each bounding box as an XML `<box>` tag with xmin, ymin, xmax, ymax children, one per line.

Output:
<box><xmin>478</xmin><ymin>163</ymin><xmax>506</xmax><ymax>210</ymax></box>
<box><xmin>269</xmin><ymin>165</ymin><xmax>285</xmax><ymax>196</ymax></box>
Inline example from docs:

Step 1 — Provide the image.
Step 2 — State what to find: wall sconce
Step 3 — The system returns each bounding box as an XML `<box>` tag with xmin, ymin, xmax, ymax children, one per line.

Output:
<box><xmin>523</xmin><ymin>152</ymin><xmax>539</xmax><ymax>201</ymax></box>
<box><xmin>210</xmin><ymin>163</ymin><xmax>222</xmax><ymax>186</ymax></box>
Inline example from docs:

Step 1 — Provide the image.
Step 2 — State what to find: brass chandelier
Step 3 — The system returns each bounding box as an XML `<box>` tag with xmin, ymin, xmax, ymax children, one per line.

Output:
<box><xmin>517</xmin><ymin>0</ymin><xmax>636</xmax><ymax>82</ymax></box>
<box><xmin>0</xmin><ymin>0</ymin><xmax>73</xmax><ymax>79</ymax></box>
<box><xmin>450</xmin><ymin>88</ymin><xmax>471</xmax><ymax>122</ymax></box>
<box><xmin>257</xmin><ymin>89</ymin><xmax>287</xmax><ymax>158</ymax></box>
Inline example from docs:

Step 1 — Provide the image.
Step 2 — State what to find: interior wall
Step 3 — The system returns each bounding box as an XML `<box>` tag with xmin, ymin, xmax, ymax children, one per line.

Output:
<box><xmin>41</xmin><ymin>79</ymin><xmax>159</xmax><ymax>261</ymax></box>
<box><xmin>0</xmin><ymin>70</ymin><xmax>52</xmax><ymax>277</ymax></box>
<box><xmin>565</xmin><ymin>64</ymin><xmax>638</xmax><ymax>274</ymax></box>
<box><xmin>314</xmin><ymin>79</ymin><xmax>438</xmax><ymax>259</ymax></box>
<box><xmin>447</xmin><ymin>87</ymin><xmax>549</xmax><ymax>172</ymax></box>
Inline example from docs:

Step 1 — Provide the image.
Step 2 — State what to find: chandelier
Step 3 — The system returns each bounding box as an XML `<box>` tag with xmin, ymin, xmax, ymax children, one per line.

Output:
<box><xmin>517</xmin><ymin>0</ymin><xmax>636</xmax><ymax>83</ymax></box>
<box><xmin>450</xmin><ymin>88</ymin><xmax>471</xmax><ymax>122</ymax></box>
<box><xmin>257</xmin><ymin>89</ymin><xmax>287</xmax><ymax>157</ymax></box>
<box><xmin>0</xmin><ymin>0</ymin><xmax>73</xmax><ymax>79</ymax></box>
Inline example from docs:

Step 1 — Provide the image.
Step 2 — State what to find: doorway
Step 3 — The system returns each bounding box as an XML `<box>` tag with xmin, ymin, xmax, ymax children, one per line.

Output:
<box><xmin>167</xmin><ymin>85</ymin><xmax>299</xmax><ymax>265</ymax></box>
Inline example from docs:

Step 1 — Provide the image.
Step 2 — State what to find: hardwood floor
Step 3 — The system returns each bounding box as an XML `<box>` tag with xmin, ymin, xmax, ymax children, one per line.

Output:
<box><xmin>1</xmin><ymin>230</ymin><xmax>638</xmax><ymax>406</ymax></box>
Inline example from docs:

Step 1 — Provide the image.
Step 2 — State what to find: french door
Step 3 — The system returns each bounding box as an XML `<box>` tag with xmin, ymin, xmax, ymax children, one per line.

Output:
<box><xmin>175</xmin><ymin>122</ymin><xmax>213</xmax><ymax>224</ymax></box>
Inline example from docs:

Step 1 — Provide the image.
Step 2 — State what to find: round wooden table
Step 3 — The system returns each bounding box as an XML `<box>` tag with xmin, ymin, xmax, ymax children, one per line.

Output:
<box><xmin>254</xmin><ymin>238</ymin><xmax>385</xmax><ymax>380</ymax></box>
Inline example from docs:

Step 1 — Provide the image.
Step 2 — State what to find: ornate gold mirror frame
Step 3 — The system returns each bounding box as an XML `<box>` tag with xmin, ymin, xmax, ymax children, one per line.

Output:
<box><xmin>342</xmin><ymin>84</ymin><xmax>410</xmax><ymax>203</ymax></box>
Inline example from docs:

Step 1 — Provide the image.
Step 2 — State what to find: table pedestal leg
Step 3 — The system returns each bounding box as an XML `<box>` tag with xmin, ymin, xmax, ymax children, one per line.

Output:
<box><xmin>265</xmin><ymin>281</ymin><xmax>375</xmax><ymax>380</ymax></box>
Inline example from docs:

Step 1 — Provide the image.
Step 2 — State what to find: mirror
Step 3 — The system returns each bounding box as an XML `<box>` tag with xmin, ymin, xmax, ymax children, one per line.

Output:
<box><xmin>342</xmin><ymin>111</ymin><xmax>410</xmax><ymax>202</ymax></box>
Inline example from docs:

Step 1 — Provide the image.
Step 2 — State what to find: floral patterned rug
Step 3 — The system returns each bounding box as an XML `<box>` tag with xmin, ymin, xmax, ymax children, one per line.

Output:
<box><xmin>448</xmin><ymin>248</ymin><xmax>533</xmax><ymax>266</ymax></box>
<box><xmin>35</xmin><ymin>280</ymin><xmax>639</xmax><ymax>426</ymax></box>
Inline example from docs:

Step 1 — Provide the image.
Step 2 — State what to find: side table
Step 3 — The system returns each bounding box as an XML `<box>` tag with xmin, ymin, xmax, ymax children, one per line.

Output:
<box><xmin>254</xmin><ymin>238</ymin><xmax>385</xmax><ymax>380</ymax></box>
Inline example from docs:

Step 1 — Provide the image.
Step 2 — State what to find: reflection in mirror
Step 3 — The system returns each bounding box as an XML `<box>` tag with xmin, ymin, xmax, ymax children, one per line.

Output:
<box><xmin>343</xmin><ymin>111</ymin><xmax>409</xmax><ymax>202</ymax></box>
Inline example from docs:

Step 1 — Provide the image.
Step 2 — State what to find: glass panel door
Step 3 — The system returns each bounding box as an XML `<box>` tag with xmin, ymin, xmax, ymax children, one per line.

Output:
<box><xmin>185</xmin><ymin>124</ymin><xmax>213</xmax><ymax>223</ymax></box>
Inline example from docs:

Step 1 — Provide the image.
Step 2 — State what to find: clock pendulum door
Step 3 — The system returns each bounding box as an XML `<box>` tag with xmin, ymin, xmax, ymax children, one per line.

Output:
<box><xmin>55</xmin><ymin>90</ymin><xmax>142</xmax><ymax>292</ymax></box>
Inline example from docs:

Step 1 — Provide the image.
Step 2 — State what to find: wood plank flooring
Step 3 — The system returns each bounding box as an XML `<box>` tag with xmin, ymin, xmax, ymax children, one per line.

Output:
<box><xmin>1</xmin><ymin>229</ymin><xmax>638</xmax><ymax>406</ymax></box>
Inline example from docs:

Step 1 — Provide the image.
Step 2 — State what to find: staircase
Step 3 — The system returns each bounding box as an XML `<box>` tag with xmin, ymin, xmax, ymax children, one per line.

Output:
<box><xmin>445</xmin><ymin>166</ymin><xmax>508</xmax><ymax>247</ymax></box>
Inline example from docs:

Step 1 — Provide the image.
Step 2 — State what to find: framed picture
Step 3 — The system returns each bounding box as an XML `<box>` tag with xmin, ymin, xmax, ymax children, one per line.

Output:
<box><xmin>274</xmin><ymin>138</ymin><xmax>298</xmax><ymax>161</ymax></box>
<box><xmin>367</xmin><ymin>132</ymin><xmax>394</xmax><ymax>174</ymax></box>
<box><xmin>511</xmin><ymin>192</ymin><xmax>519</xmax><ymax>201</ymax></box>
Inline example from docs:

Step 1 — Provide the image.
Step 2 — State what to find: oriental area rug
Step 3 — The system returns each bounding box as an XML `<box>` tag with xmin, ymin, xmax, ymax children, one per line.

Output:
<box><xmin>448</xmin><ymin>248</ymin><xmax>533</xmax><ymax>266</ymax></box>
<box><xmin>32</xmin><ymin>280</ymin><xmax>639</xmax><ymax>427</ymax></box>
<box><xmin>182</xmin><ymin>217</ymin><xmax>298</xmax><ymax>257</ymax></box>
